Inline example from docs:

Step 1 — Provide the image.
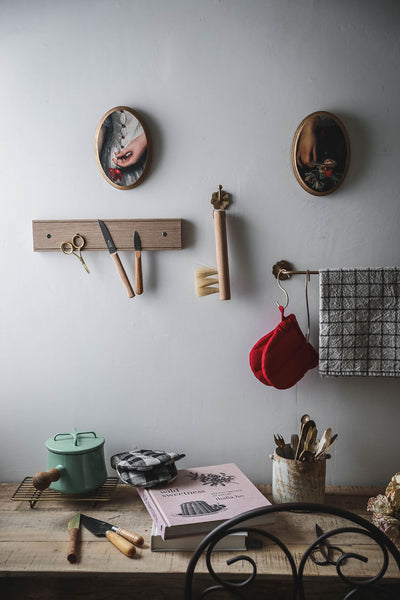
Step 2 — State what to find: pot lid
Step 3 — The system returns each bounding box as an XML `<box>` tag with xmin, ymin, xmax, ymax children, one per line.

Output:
<box><xmin>45</xmin><ymin>427</ymin><xmax>105</xmax><ymax>454</ymax></box>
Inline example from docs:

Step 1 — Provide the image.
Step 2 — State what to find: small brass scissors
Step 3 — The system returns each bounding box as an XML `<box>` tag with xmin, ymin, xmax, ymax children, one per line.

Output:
<box><xmin>60</xmin><ymin>233</ymin><xmax>90</xmax><ymax>273</ymax></box>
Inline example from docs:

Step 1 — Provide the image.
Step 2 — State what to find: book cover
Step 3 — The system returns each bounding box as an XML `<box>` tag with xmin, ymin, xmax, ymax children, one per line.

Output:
<box><xmin>150</xmin><ymin>523</ymin><xmax>247</xmax><ymax>552</ymax></box>
<box><xmin>137</xmin><ymin>463</ymin><xmax>272</xmax><ymax>539</ymax></box>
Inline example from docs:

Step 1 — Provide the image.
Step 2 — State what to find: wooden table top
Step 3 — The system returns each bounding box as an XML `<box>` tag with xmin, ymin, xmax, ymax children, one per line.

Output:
<box><xmin>1</xmin><ymin>482</ymin><xmax>398</xmax><ymax>599</ymax></box>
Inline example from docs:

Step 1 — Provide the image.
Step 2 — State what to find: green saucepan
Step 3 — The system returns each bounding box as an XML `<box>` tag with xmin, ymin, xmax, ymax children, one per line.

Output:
<box><xmin>33</xmin><ymin>427</ymin><xmax>107</xmax><ymax>494</ymax></box>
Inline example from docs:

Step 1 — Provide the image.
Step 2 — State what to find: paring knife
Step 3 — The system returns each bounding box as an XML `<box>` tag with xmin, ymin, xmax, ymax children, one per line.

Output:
<box><xmin>98</xmin><ymin>220</ymin><xmax>135</xmax><ymax>298</ymax></box>
<box><xmin>67</xmin><ymin>513</ymin><xmax>81</xmax><ymax>563</ymax></box>
<box><xmin>133</xmin><ymin>230</ymin><xmax>143</xmax><ymax>295</ymax></box>
<box><xmin>80</xmin><ymin>513</ymin><xmax>144</xmax><ymax>557</ymax></box>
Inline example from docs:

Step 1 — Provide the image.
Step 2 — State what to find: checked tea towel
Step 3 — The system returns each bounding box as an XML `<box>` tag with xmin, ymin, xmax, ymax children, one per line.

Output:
<box><xmin>319</xmin><ymin>268</ymin><xmax>400</xmax><ymax>377</ymax></box>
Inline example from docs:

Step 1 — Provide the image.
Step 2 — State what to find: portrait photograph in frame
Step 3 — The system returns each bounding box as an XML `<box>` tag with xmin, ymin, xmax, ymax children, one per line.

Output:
<box><xmin>291</xmin><ymin>111</ymin><xmax>350</xmax><ymax>196</ymax></box>
<box><xmin>95</xmin><ymin>106</ymin><xmax>152</xmax><ymax>190</ymax></box>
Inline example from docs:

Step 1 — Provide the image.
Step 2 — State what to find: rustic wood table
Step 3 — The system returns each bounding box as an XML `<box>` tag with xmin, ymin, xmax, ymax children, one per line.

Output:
<box><xmin>0</xmin><ymin>482</ymin><xmax>399</xmax><ymax>599</ymax></box>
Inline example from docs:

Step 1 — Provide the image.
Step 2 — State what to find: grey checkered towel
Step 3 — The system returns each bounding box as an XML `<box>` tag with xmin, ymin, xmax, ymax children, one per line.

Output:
<box><xmin>319</xmin><ymin>268</ymin><xmax>400</xmax><ymax>377</ymax></box>
<box><xmin>111</xmin><ymin>449</ymin><xmax>185</xmax><ymax>488</ymax></box>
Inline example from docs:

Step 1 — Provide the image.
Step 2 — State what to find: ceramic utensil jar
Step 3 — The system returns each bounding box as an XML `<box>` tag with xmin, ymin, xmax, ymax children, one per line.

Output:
<box><xmin>33</xmin><ymin>427</ymin><xmax>107</xmax><ymax>494</ymax></box>
<box><xmin>271</xmin><ymin>449</ymin><xmax>327</xmax><ymax>503</ymax></box>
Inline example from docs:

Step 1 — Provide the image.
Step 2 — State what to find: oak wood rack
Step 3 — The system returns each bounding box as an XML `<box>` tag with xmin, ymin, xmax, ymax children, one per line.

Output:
<box><xmin>32</xmin><ymin>219</ymin><xmax>182</xmax><ymax>252</ymax></box>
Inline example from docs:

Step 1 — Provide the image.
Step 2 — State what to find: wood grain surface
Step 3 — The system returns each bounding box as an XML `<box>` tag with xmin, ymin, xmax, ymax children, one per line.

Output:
<box><xmin>1</xmin><ymin>482</ymin><xmax>398</xmax><ymax>599</ymax></box>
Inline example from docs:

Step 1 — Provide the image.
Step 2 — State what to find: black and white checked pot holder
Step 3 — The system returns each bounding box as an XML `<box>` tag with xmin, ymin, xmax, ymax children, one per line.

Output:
<box><xmin>111</xmin><ymin>449</ymin><xmax>185</xmax><ymax>487</ymax></box>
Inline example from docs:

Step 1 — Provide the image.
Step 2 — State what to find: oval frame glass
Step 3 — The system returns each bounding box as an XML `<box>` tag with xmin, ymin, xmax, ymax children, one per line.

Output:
<box><xmin>95</xmin><ymin>106</ymin><xmax>152</xmax><ymax>190</ymax></box>
<box><xmin>291</xmin><ymin>111</ymin><xmax>350</xmax><ymax>196</ymax></box>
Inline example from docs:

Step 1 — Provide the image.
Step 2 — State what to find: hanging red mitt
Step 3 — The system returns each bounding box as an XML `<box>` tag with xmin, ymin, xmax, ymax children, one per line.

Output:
<box><xmin>249</xmin><ymin>306</ymin><xmax>319</xmax><ymax>390</ymax></box>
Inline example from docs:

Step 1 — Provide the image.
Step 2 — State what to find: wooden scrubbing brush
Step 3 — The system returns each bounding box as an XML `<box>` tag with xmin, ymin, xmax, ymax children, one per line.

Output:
<box><xmin>195</xmin><ymin>185</ymin><xmax>231</xmax><ymax>300</ymax></box>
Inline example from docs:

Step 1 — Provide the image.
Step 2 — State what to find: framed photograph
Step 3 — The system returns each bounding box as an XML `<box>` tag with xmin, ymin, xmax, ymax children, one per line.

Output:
<box><xmin>291</xmin><ymin>111</ymin><xmax>350</xmax><ymax>196</ymax></box>
<box><xmin>95</xmin><ymin>106</ymin><xmax>151</xmax><ymax>190</ymax></box>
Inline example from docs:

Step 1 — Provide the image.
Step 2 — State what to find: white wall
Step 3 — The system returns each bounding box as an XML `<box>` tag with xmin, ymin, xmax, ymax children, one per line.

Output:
<box><xmin>1</xmin><ymin>0</ymin><xmax>400</xmax><ymax>487</ymax></box>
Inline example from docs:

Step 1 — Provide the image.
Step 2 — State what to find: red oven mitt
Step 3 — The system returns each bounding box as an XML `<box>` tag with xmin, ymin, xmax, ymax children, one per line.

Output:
<box><xmin>249</xmin><ymin>330</ymin><xmax>274</xmax><ymax>385</ymax></box>
<box><xmin>249</xmin><ymin>306</ymin><xmax>319</xmax><ymax>389</ymax></box>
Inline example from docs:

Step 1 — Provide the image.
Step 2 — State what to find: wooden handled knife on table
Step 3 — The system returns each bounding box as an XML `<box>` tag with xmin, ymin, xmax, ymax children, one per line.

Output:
<box><xmin>67</xmin><ymin>513</ymin><xmax>81</xmax><ymax>563</ymax></box>
<box><xmin>98</xmin><ymin>220</ymin><xmax>135</xmax><ymax>298</ymax></box>
<box><xmin>80</xmin><ymin>513</ymin><xmax>144</xmax><ymax>557</ymax></box>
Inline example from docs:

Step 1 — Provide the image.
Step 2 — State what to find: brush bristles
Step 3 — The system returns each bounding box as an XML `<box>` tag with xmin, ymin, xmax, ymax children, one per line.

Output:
<box><xmin>195</xmin><ymin>267</ymin><xmax>219</xmax><ymax>297</ymax></box>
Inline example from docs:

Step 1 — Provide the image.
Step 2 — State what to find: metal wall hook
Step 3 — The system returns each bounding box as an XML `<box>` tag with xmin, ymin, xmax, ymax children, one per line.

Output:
<box><xmin>272</xmin><ymin>260</ymin><xmax>319</xmax><ymax>278</ymax></box>
<box><xmin>272</xmin><ymin>262</ymin><xmax>317</xmax><ymax>336</ymax></box>
<box><xmin>275</xmin><ymin>269</ymin><xmax>289</xmax><ymax>309</ymax></box>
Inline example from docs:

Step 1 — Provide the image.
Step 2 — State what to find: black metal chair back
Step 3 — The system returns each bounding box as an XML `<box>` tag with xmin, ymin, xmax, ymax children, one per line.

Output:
<box><xmin>184</xmin><ymin>502</ymin><xmax>400</xmax><ymax>599</ymax></box>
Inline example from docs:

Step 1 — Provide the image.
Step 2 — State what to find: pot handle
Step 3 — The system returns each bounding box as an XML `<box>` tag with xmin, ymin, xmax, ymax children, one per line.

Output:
<box><xmin>32</xmin><ymin>467</ymin><xmax>61</xmax><ymax>491</ymax></box>
<box><xmin>54</xmin><ymin>428</ymin><xmax>97</xmax><ymax>446</ymax></box>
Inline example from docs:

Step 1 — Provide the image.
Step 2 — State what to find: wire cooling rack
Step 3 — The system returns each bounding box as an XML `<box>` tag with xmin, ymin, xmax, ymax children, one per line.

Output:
<box><xmin>11</xmin><ymin>476</ymin><xmax>119</xmax><ymax>508</ymax></box>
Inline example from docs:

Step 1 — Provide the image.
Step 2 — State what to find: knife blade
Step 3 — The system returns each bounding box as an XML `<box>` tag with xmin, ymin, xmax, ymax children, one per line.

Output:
<box><xmin>133</xmin><ymin>230</ymin><xmax>143</xmax><ymax>295</ymax></box>
<box><xmin>98</xmin><ymin>220</ymin><xmax>135</xmax><ymax>298</ymax></box>
<box><xmin>67</xmin><ymin>513</ymin><xmax>80</xmax><ymax>563</ymax></box>
<box><xmin>80</xmin><ymin>514</ymin><xmax>143</xmax><ymax>557</ymax></box>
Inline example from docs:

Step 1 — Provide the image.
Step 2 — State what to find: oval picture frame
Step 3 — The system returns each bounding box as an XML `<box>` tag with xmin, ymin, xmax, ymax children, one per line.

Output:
<box><xmin>291</xmin><ymin>111</ymin><xmax>350</xmax><ymax>196</ymax></box>
<box><xmin>95</xmin><ymin>106</ymin><xmax>151</xmax><ymax>190</ymax></box>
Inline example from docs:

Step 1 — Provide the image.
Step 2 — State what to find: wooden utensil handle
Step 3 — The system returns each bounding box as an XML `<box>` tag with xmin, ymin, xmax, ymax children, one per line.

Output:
<box><xmin>111</xmin><ymin>252</ymin><xmax>135</xmax><ymax>298</ymax></box>
<box><xmin>114</xmin><ymin>527</ymin><xmax>144</xmax><ymax>547</ymax></box>
<box><xmin>106</xmin><ymin>530</ymin><xmax>136</xmax><ymax>557</ymax></box>
<box><xmin>67</xmin><ymin>527</ymin><xmax>79</xmax><ymax>563</ymax></box>
<box><xmin>32</xmin><ymin>468</ymin><xmax>60</xmax><ymax>491</ymax></box>
<box><xmin>213</xmin><ymin>210</ymin><xmax>231</xmax><ymax>300</ymax></box>
<box><xmin>135</xmin><ymin>251</ymin><xmax>143</xmax><ymax>295</ymax></box>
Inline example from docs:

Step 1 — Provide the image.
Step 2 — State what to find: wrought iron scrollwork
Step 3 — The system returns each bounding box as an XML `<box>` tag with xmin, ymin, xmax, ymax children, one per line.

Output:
<box><xmin>184</xmin><ymin>503</ymin><xmax>400</xmax><ymax>599</ymax></box>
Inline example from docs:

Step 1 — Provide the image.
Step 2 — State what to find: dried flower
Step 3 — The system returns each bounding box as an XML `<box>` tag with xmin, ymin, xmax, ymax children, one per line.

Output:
<box><xmin>367</xmin><ymin>473</ymin><xmax>400</xmax><ymax>551</ymax></box>
<box><xmin>371</xmin><ymin>513</ymin><xmax>400</xmax><ymax>548</ymax></box>
<box><xmin>386</xmin><ymin>474</ymin><xmax>400</xmax><ymax>509</ymax></box>
<box><xmin>367</xmin><ymin>494</ymin><xmax>394</xmax><ymax>517</ymax></box>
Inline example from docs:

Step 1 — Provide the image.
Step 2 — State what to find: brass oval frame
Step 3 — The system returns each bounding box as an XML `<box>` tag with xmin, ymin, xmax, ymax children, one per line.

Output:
<box><xmin>291</xmin><ymin>111</ymin><xmax>350</xmax><ymax>196</ymax></box>
<box><xmin>95</xmin><ymin>106</ymin><xmax>152</xmax><ymax>191</ymax></box>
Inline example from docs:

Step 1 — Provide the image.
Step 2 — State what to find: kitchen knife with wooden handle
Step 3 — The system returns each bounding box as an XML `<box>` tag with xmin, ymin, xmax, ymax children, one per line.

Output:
<box><xmin>67</xmin><ymin>513</ymin><xmax>81</xmax><ymax>563</ymax></box>
<box><xmin>105</xmin><ymin>531</ymin><xmax>136</xmax><ymax>557</ymax></box>
<box><xmin>133</xmin><ymin>230</ymin><xmax>143</xmax><ymax>294</ymax></box>
<box><xmin>80</xmin><ymin>513</ymin><xmax>143</xmax><ymax>557</ymax></box>
<box><xmin>98</xmin><ymin>220</ymin><xmax>135</xmax><ymax>298</ymax></box>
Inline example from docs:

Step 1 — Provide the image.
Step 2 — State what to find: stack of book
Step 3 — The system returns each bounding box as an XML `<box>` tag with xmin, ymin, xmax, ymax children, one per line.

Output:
<box><xmin>136</xmin><ymin>462</ymin><xmax>272</xmax><ymax>551</ymax></box>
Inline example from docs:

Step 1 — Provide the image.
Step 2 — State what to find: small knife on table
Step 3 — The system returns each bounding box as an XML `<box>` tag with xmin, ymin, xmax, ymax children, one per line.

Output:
<box><xmin>67</xmin><ymin>513</ymin><xmax>81</xmax><ymax>563</ymax></box>
<box><xmin>133</xmin><ymin>230</ymin><xmax>143</xmax><ymax>295</ymax></box>
<box><xmin>98</xmin><ymin>220</ymin><xmax>135</xmax><ymax>298</ymax></box>
<box><xmin>80</xmin><ymin>513</ymin><xmax>144</xmax><ymax>557</ymax></box>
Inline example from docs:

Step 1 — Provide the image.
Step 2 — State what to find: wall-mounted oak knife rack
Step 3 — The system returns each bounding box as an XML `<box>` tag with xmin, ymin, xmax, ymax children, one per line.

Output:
<box><xmin>32</xmin><ymin>219</ymin><xmax>182</xmax><ymax>252</ymax></box>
